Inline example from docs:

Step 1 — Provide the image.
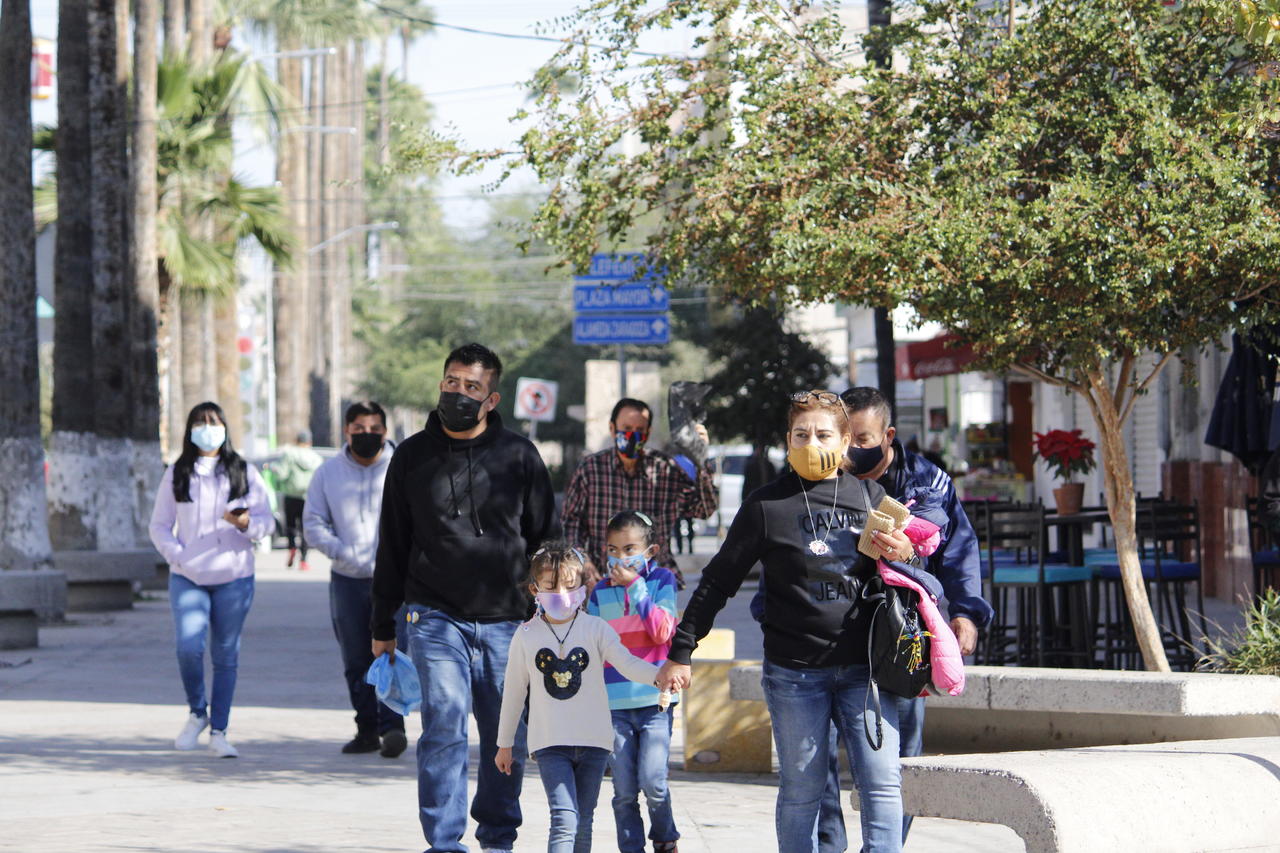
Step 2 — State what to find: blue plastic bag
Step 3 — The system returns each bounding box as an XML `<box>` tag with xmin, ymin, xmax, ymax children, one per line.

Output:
<box><xmin>364</xmin><ymin>651</ymin><xmax>422</xmax><ymax>716</ymax></box>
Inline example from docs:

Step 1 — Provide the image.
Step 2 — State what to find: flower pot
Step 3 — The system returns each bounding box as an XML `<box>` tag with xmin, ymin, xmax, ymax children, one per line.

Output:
<box><xmin>1053</xmin><ymin>482</ymin><xmax>1085</xmax><ymax>516</ymax></box>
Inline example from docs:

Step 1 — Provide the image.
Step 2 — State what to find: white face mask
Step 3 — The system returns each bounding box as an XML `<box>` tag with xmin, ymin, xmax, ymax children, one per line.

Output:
<box><xmin>191</xmin><ymin>424</ymin><xmax>226</xmax><ymax>453</ymax></box>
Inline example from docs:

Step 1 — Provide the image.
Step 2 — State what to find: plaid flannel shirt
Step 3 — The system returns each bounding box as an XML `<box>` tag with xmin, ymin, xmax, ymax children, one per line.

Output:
<box><xmin>562</xmin><ymin>447</ymin><xmax>718</xmax><ymax>570</ymax></box>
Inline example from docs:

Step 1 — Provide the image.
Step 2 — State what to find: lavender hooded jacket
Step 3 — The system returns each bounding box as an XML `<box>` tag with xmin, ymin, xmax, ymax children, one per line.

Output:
<box><xmin>149</xmin><ymin>456</ymin><xmax>274</xmax><ymax>586</ymax></box>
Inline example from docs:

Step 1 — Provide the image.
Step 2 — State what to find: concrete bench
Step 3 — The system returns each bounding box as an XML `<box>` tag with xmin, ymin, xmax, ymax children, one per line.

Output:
<box><xmin>54</xmin><ymin>550</ymin><xmax>163</xmax><ymax>612</ymax></box>
<box><xmin>898</xmin><ymin>737</ymin><xmax>1280</xmax><ymax>853</ymax></box>
<box><xmin>729</xmin><ymin>665</ymin><xmax>1280</xmax><ymax>750</ymax></box>
<box><xmin>0</xmin><ymin>570</ymin><xmax>68</xmax><ymax>649</ymax></box>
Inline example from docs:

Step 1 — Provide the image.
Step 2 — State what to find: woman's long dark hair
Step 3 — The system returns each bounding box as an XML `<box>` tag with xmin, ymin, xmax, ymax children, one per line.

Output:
<box><xmin>172</xmin><ymin>402</ymin><xmax>248</xmax><ymax>503</ymax></box>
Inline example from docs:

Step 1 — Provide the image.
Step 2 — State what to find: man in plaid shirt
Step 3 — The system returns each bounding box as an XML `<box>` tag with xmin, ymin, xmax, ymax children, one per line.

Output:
<box><xmin>563</xmin><ymin>397</ymin><xmax>718</xmax><ymax>580</ymax></box>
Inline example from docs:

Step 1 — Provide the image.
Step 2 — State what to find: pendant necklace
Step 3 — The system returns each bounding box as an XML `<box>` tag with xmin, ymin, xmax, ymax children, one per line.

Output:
<box><xmin>545</xmin><ymin>612</ymin><xmax>578</xmax><ymax>653</ymax></box>
<box><xmin>799</xmin><ymin>472</ymin><xmax>840</xmax><ymax>556</ymax></box>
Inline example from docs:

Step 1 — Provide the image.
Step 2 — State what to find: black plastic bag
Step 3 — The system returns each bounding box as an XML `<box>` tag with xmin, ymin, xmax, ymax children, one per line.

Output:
<box><xmin>668</xmin><ymin>381</ymin><xmax>712</xmax><ymax>466</ymax></box>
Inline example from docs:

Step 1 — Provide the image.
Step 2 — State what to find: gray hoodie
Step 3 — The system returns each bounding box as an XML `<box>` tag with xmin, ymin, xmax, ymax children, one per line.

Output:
<box><xmin>303</xmin><ymin>441</ymin><xmax>395</xmax><ymax>579</ymax></box>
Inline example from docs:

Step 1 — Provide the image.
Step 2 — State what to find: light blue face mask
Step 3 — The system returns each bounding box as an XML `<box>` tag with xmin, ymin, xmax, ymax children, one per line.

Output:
<box><xmin>191</xmin><ymin>424</ymin><xmax>226</xmax><ymax>453</ymax></box>
<box><xmin>607</xmin><ymin>553</ymin><xmax>648</xmax><ymax>573</ymax></box>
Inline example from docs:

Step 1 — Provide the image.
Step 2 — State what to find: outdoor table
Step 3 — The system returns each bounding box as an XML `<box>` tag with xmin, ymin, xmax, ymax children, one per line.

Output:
<box><xmin>1043</xmin><ymin>509</ymin><xmax>1112</xmax><ymax>566</ymax></box>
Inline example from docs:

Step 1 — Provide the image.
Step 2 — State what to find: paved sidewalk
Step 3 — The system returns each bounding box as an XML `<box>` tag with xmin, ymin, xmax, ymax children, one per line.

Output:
<box><xmin>0</xmin><ymin>548</ymin><xmax>1022</xmax><ymax>852</ymax></box>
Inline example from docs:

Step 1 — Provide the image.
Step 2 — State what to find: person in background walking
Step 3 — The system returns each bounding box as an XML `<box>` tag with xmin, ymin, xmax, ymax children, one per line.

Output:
<box><xmin>149</xmin><ymin>402</ymin><xmax>273</xmax><ymax>759</ymax></box>
<box><xmin>273</xmin><ymin>429</ymin><xmax>323</xmax><ymax>570</ymax></box>
<box><xmin>372</xmin><ymin>343</ymin><xmax>560</xmax><ymax>853</ymax></box>
<box><xmin>562</xmin><ymin>398</ymin><xmax>718</xmax><ymax>586</ymax></box>
<box><xmin>840</xmin><ymin>386</ymin><xmax>992</xmax><ymax>844</ymax></box>
<box><xmin>304</xmin><ymin>401</ymin><xmax>408</xmax><ymax>758</ymax></box>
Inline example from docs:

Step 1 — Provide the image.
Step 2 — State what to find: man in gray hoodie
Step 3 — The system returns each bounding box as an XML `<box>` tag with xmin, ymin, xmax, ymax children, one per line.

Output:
<box><xmin>304</xmin><ymin>400</ymin><xmax>407</xmax><ymax>757</ymax></box>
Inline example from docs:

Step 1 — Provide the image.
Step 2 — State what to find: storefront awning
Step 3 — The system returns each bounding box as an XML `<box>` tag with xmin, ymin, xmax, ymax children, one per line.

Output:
<box><xmin>895</xmin><ymin>333</ymin><xmax>978</xmax><ymax>380</ymax></box>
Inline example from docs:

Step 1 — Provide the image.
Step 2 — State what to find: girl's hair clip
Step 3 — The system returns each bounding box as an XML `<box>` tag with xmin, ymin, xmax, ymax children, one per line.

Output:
<box><xmin>569</xmin><ymin>547</ymin><xmax>587</xmax><ymax>565</ymax></box>
<box><xmin>634</xmin><ymin>511</ymin><xmax>654</xmax><ymax>527</ymax></box>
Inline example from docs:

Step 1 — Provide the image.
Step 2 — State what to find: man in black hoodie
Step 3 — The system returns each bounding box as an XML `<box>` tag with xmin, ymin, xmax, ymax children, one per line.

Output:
<box><xmin>372</xmin><ymin>343</ymin><xmax>559</xmax><ymax>853</ymax></box>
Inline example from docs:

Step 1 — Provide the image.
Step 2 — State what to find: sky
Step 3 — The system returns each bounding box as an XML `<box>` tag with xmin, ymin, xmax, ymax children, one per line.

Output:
<box><xmin>28</xmin><ymin>0</ymin><xmax>701</xmax><ymax>230</ymax></box>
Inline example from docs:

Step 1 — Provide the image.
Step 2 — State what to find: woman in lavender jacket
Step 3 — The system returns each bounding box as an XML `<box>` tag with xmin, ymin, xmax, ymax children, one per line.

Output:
<box><xmin>149</xmin><ymin>402</ymin><xmax>273</xmax><ymax>758</ymax></box>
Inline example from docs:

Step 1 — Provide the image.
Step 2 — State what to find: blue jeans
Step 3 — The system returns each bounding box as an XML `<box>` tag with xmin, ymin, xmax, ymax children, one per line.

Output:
<box><xmin>537</xmin><ymin>745</ymin><xmax>611</xmax><ymax>853</ymax></box>
<box><xmin>610</xmin><ymin>705</ymin><xmax>679</xmax><ymax>852</ymax></box>
<box><xmin>762</xmin><ymin>660</ymin><xmax>903</xmax><ymax>853</ymax></box>
<box><xmin>819</xmin><ymin>696</ymin><xmax>924</xmax><ymax>851</ymax></box>
<box><xmin>169</xmin><ymin>573</ymin><xmax>255</xmax><ymax>733</ymax></box>
<box><xmin>406</xmin><ymin>606</ymin><xmax>526</xmax><ymax>853</ymax></box>
<box><xmin>329</xmin><ymin>572</ymin><xmax>406</xmax><ymax>736</ymax></box>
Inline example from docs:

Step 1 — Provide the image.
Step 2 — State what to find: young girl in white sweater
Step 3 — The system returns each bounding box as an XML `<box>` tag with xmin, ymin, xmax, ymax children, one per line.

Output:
<box><xmin>495</xmin><ymin>543</ymin><xmax>660</xmax><ymax>853</ymax></box>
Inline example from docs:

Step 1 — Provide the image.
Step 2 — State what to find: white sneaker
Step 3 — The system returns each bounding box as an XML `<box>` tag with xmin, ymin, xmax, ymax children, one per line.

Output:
<box><xmin>208</xmin><ymin>730</ymin><xmax>239</xmax><ymax>758</ymax></box>
<box><xmin>175</xmin><ymin>712</ymin><xmax>209</xmax><ymax>750</ymax></box>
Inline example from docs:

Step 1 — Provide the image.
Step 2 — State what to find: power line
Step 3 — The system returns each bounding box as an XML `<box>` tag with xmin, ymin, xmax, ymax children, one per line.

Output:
<box><xmin>365</xmin><ymin>1</ymin><xmax>680</xmax><ymax>58</ymax></box>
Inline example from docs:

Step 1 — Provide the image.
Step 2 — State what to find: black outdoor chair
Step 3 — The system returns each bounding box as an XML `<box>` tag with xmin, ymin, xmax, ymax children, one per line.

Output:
<box><xmin>1094</xmin><ymin>501</ymin><xmax>1207</xmax><ymax>671</ymax></box>
<box><xmin>1246</xmin><ymin>496</ymin><xmax>1280</xmax><ymax>597</ymax></box>
<box><xmin>980</xmin><ymin>501</ymin><xmax>1093</xmax><ymax>668</ymax></box>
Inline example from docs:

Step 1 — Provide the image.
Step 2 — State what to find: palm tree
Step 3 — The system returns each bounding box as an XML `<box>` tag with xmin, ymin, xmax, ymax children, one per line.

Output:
<box><xmin>48</xmin><ymin>0</ymin><xmax>97</xmax><ymax>550</ymax></box>
<box><xmin>0</xmin><ymin>0</ymin><xmax>54</xmax><ymax>571</ymax></box>
<box><xmin>132</xmin><ymin>0</ymin><xmax>164</xmax><ymax>542</ymax></box>
<box><xmin>88</xmin><ymin>0</ymin><xmax>136</xmax><ymax>550</ymax></box>
<box><xmin>38</xmin><ymin>53</ymin><xmax>297</xmax><ymax>461</ymax></box>
<box><xmin>229</xmin><ymin>0</ymin><xmax>370</xmax><ymax>443</ymax></box>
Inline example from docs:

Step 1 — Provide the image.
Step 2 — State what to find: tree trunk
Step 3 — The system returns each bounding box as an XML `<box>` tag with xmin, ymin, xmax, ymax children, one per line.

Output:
<box><xmin>162</xmin><ymin>0</ymin><xmax>183</xmax><ymax>55</ymax></box>
<box><xmin>0</xmin><ymin>0</ymin><xmax>55</xmax><ymax>571</ymax></box>
<box><xmin>274</xmin><ymin>44</ymin><xmax>308</xmax><ymax>445</ymax></box>
<box><xmin>49</xmin><ymin>0</ymin><xmax>98</xmax><ymax>550</ymax></box>
<box><xmin>158</xmin><ymin>263</ymin><xmax>184</xmax><ymax>456</ymax></box>
<box><xmin>88</xmin><ymin>0</ymin><xmax>136</xmax><ymax>550</ymax></box>
<box><xmin>874</xmin><ymin>306</ymin><xmax>896</xmax><ymax>414</ymax></box>
<box><xmin>378</xmin><ymin>33</ymin><xmax>390</xmax><ymax>169</ymax></box>
<box><xmin>311</xmin><ymin>48</ymin><xmax>343</xmax><ymax>446</ymax></box>
<box><xmin>214</xmin><ymin>295</ymin><xmax>243</xmax><ymax>443</ymax></box>
<box><xmin>179</xmin><ymin>293</ymin><xmax>207</xmax><ymax>411</ymax></box>
<box><xmin>1082</xmin><ymin>368</ymin><xmax>1171</xmax><ymax>672</ymax></box>
<box><xmin>132</xmin><ymin>0</ymin><xmax>164</xmax><ymax>543</ymax></box>
<box><xmin>187</xmin><ymin>0</ymin><xmax>208</xmax><ymax>61</ymax></box>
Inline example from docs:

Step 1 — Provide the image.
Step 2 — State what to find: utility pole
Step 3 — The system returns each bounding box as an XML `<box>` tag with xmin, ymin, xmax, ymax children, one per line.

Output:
<box><xmin>1008</xmin><ymin>0</ymin><xmax>1016</xmax><ymax>37</ymax></box>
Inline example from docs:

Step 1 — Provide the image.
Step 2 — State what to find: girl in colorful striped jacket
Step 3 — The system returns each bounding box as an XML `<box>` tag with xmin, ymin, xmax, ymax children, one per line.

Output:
<box><xmin>586</xmin><ymin>510</ymin><xmax>681</xmax><ymax>853</ymax></box>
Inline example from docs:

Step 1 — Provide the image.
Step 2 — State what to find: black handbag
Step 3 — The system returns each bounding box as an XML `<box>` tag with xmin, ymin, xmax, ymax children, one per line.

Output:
<box><xmin>862</xmin><ymin>573</ymin><xmax>933</xmax><ymax>750</ymax></box>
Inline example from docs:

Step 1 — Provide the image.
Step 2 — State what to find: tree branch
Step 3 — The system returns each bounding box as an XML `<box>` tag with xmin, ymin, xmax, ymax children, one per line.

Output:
<box><xmin>1012</xmin><ymin>361</ymin><xmax>1086</xmax><ymax>393</ymax></box>
<box><xmin>1118</xmin><ymin>351</ymin><xmax>1174</xmax><ymax>425</ymax></box>
<box><xmin>1112</xmin><ymin>352</ymin><xmax>1134</xmax><ymax>414</ymax></box>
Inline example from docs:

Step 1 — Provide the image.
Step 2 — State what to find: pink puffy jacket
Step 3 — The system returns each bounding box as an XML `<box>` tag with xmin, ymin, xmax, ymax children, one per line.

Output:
<box><xmin>877</xmin><ymin>512</ymin><xmax>966</xmax><ymax>696</ymax></box>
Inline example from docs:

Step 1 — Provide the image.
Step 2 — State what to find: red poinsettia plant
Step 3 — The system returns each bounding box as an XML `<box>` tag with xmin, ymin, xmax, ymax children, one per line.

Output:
<box><xmin>1033</xmin><ymin>429</ymin><xmax>1096</xmax><ymax>483</ymax></box>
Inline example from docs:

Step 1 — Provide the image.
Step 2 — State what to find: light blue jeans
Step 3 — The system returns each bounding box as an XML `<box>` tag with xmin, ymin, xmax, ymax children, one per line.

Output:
<box><xmin>610</xmin><ymin>705</ymin><xmax>679</xmax><ymax>852</ymax></box>
<box><xmin>762</xmin><ymin>660</ymin><xmax>903</xmax><ymax>853</ymax></box>
<box><xmin>405</xmin><ymin>605</ymin><xmax>526</xmax><ymax>853</ymax></box>
<box><xmin>537</xmin><ymin>744</ymin><xmax>611</xmax><ymax>853</ymax></box>
<box><xmin>169</xmin><ymin>573</ymin><xmax>255</xmax><ymax>732</ymax></box>
<box><xmin>819</xmin><ymin>695</ymin><xmax>924</xmax><ymax>851</ymax></box>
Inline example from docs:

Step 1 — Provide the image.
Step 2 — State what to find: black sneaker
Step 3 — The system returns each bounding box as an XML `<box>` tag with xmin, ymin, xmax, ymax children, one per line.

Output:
<box><xmin>380</xmin><ymin>729</ymin><xmax>408</xmax><ymax>758</ymax></box>
<box><xmin>341</xmin><ymin>732</ymin><xmax>381</xmax><ymax>754</ymax></box>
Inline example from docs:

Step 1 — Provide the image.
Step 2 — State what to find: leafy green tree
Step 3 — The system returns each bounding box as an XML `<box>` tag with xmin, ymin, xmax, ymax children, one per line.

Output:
<box><xmin>509</xmin><ymin>0</ymin><xmax>1280</xmax><ymax>671</ymax></box>
<box><xmin>702</xmin><ymin>301</ymin><xmax>834</xmax><ymax>452</ymax></box>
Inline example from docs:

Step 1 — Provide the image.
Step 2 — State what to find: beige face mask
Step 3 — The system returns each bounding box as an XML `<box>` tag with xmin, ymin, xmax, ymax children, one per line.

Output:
<box><xmin>787</xmin><ymin>444</ymin><xmax>843</xmax><ymax>481</ymax></box>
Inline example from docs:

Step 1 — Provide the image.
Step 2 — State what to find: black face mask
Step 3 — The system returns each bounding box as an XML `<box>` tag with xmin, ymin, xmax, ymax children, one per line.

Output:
<box><xmin>349</xmin><ymin>432</ymin><xmax>384</xmax><ymax>459</ymax></box>
<box><xmin>437</xmin><ymin>391</ymin><xmax>487</xmax><ymax>432</ymax></box>
<box><xmin>847</xmin><ymin>441</ymin><xmax>887</xmax><ymax>476</ymax></box>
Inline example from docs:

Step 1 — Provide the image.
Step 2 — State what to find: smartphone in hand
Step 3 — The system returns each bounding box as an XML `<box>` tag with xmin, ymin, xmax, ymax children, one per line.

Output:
<box><xmin>228</xmin><ymin>507</ymin><xmax>248</xmax><ymax>518</ymax></box>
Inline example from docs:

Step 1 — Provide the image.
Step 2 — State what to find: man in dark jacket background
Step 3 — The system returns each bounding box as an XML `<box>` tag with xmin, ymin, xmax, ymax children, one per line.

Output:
<box><xmin>372</xmin><ymin>343</ymin><xmax>560</xmax><ymax>853</ymax></box>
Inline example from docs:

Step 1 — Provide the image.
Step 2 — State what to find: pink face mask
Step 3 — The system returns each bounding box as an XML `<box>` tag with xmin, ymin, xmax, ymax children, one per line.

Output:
<box><xmin>537</xmin><ymin>586</ymin><xmax>587</xmax><ymax>620</ymax></box>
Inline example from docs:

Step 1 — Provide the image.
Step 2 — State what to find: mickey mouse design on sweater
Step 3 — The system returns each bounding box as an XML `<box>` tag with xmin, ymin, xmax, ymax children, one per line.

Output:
<box><xmin>535</xmin><ymin>647</ymin><xmax>590</xmax><ymax>699</ymax></box>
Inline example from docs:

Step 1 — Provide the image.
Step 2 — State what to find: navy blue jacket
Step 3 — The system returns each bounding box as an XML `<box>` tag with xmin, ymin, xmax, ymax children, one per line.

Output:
<box><xmin>876</xmin><ymin>440</ymin><xmax>992</xmax><ymax>627</ymax></box>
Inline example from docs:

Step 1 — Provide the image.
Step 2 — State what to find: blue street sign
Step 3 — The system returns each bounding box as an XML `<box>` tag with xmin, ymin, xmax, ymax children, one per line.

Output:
<box><xmin>573</xmin><ymin>283</ymin><xmax>669</xmax><ymax>313</ymax></box>
<box><xmin>573</xmin><ymin>314</ymin><xmax>670</xmax><ymax>345</ymax></box>
<box><xmin>576</xmin><ymin>252</ymin><xmax>662</xmax><ymax>282</ymax></box>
